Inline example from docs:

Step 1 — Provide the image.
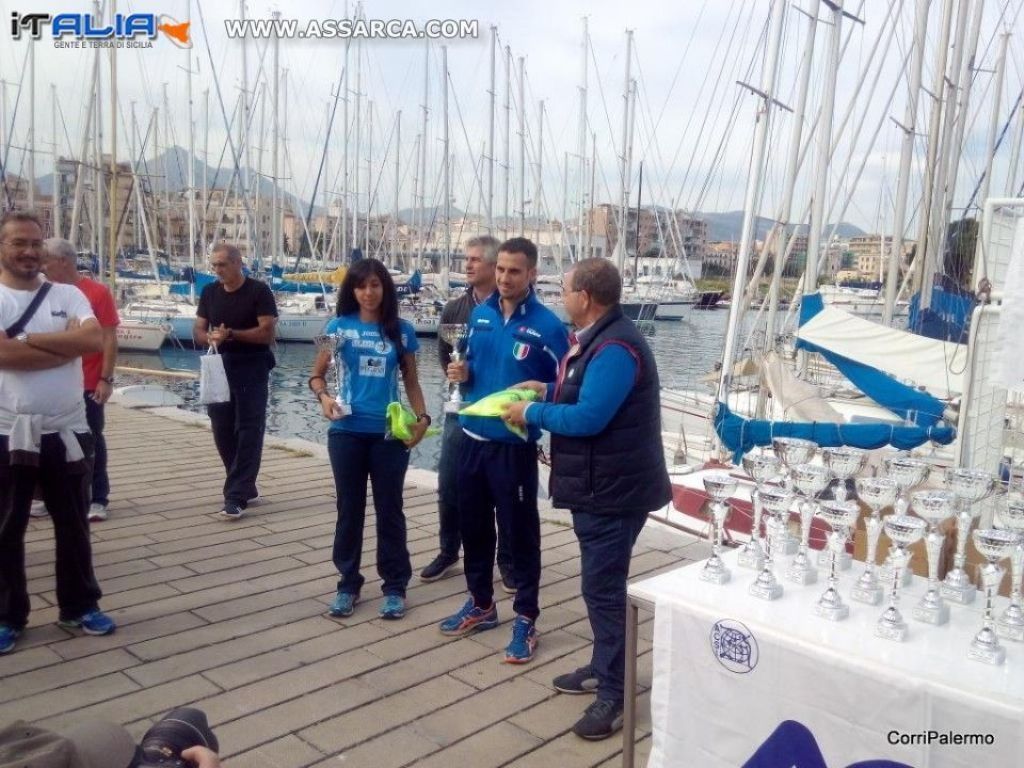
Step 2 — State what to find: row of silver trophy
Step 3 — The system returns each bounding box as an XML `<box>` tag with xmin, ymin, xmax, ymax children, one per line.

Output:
<box><xmin>699</xmin><ymin>437</ymin><xmax>1023</xmax><ymax>665</ymax></box>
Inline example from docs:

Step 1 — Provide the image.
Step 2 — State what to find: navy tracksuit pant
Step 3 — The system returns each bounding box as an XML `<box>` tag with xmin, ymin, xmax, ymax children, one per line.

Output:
<box><xmin>458</xmin><ymin>436</ymin><xmax>540</xmax><ymax>619</ymax></box>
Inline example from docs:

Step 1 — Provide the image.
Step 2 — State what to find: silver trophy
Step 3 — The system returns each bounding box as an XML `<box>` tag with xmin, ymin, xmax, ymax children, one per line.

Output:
<box><xmin>786</xmin><ymin>463</ymin><xmax>831</xmax><ymax>586</ymax></box>
<box><xmin>875</xmin><ymin>515</ymin><xmax>926</xmax><ymax>641</ymax></box>
<box><xmin>739</xmin><ymin>453</ymin><xmax>782</xmax><ymax>570</ymax></box>
<box><xmin>772</xmin><ymin>437</ymin><xmax>817</xmax><ymax>555</ymax></box>
<box><xmin>700</xmin><ymin>473</ymin><xmax>738</xmax><ymax>585</ymax></box>
<box><xmin>818</xmin><ymin>447</ymin><xmax>868</xmax><ymax>569</ymax></box>
<box><xmin>968</xmin><ymin>529</ymin><xmax>1018</xmax><ymax>665</ymax></box>
<box><xmin>749</xmin><ymin>486</ymin><xmax>794</xmax><ymax>601</ymax></box>
<box><xmin>439</xmin><ymin>323</ymin><xmax>470</xmax><ymax>413</ymax></box>
<box><xmin>910</xmin><ymin>490</ymin><xmax>956</xmax><ymax>626</ymax></box>
<box><xmin>814</xmin><ymin>500</ymin><xmax>860</xmax><ymax>621</ymax></box>
<box><xmin>941</xmin><ymin>468</ymin><xmax>997</xmax><ymax>605</ymax></box>
<box><xmin>851</xmin><ymin>476</ymin><xmax>898</xmax><ymax>605</ymax></box>
<box><xmin>312</xmin><ymin>332</ymin><xmax>351</xmax><ymax>417</ymax></box>
<box><xmin>881</xmin><ymin>456</ymin><xmax>931</xmax><ymax>588</ymax></box>
<box><xmin>996</xmin><ymin>497</ymin><xmax>1024</xmax><ymax>641</ymax></box>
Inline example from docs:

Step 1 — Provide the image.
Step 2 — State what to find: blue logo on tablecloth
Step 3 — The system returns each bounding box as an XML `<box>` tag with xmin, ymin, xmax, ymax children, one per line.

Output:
<box><xmin>711</xmin><ymin>619</ymin><xmax>758</xmax><ymax>674</ymax></box>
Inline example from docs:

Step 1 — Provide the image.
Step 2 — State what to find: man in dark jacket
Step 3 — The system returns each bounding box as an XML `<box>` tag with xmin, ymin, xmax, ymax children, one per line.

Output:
<box><xmin>420</xmin><ymin>235</ymin><xmax>513</xmax><ymax>588</ymax></box>
<box><xmin>503</xmin><ymin>257</ymin><xmax>672</xmax><ymax>740</ymax></box>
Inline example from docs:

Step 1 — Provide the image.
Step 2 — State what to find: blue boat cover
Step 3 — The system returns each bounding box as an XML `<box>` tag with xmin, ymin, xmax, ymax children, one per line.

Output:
<box><xmin>797</xmin><ymin>293</ymin><xmax>946</xmax><ymax>426</ymax></box>
<box><xmin>714</xmin><ymin>403</ymin><xmax>955</xmax><ymax>462</ymax></box>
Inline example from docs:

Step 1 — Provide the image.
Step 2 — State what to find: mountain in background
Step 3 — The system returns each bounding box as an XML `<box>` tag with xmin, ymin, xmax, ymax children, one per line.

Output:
<box><xmin>699</xmin><ymin>210</ymin><xmax>867</xmax><ymax>241</ymax></box>
<box><xmin>31</xmin><ymin>149</ymin><xmax>868</xmax><ymax>240</ymax></box>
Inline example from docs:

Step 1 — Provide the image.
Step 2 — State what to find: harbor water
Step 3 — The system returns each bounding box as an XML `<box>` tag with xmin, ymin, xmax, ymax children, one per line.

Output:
<box><xmin>119</xmin><ymin>310</ymin><xmax>752</xmax><ymax>471</ymax></box>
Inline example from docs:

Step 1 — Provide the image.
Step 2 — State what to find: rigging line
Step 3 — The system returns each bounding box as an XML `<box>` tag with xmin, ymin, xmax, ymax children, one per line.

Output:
<box><xmin>671</xmin><ymin>0</ymin><xmax>759</xmax><ymax>213</ymax></box>
<box><xmin>446</xmin><ymin>69</ymin><xmax>487</xmax><ymax>222</ymax></box>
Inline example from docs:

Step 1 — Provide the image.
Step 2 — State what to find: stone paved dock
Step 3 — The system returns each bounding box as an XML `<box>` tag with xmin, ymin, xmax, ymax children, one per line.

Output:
<box><xmin>5</xmin><ymin>405</ymin><xmax>708</xmax><ymax>767</ymax></box>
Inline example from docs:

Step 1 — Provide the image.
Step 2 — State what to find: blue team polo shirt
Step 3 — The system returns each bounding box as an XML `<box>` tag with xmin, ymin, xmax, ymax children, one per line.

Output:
<box><xmin>324</xmin><ymin>314</ymin><xmax>420</xmax><ymax>435</ymax></box>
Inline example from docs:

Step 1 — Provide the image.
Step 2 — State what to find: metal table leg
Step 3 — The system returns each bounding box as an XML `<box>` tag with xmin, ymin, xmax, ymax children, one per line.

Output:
<box><xmin>622</xmin><ymin>597</ymin><xmax>640</xmax><ymax>767</ymax></box>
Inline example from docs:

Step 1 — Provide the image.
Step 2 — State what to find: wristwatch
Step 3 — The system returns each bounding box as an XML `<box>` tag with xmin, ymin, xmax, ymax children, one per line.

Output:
<box><xmin>14</xmin><ymin>332</ymin><xmax>28</xmax><ymax>344</ymax></box>
<box><xmin>100</xmin><ymin>376</ymin><xmax>115</xmax><ymax>385</ymax></box>
<box><xmin>417</xmin><ymin>413</ymin><xmax>432</xmax><ymax>426</ymax></box>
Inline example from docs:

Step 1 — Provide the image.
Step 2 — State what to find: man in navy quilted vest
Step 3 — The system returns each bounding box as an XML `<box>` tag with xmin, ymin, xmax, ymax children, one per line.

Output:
<box><xmin>503</xmin><ymin>257</ymin><xmax>672</xmax><ymax>740</ymax></box>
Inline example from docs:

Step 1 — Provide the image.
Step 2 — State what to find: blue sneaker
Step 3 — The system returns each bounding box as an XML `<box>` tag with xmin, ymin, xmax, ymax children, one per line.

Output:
<box><xmin>58</xmin><ymin>610</ymin><xmax>116</xmax><ymax>636</ymax></box>
<box><xmin>504</xmin><ymin>615</ymin><xmax>538</xmax><ymax>664</ymax></box>
<box><xmin>439</xmin><ymin>598</ymin><xmax>499</xmax><ymax>636</ymax></box>
<box><xmin>379</xmin><ymin>594</ymin><xmax>406</xmax><ymax>620</ymax></box>
<box><xmin>328</xmin><ymin>592</ymin><xmax>359</xmax><ymax>618</ymax></box>
<box><xmin>0</xmin><ymin>625</ymin><xmax>21</xmax><ymax>654</ymax></box>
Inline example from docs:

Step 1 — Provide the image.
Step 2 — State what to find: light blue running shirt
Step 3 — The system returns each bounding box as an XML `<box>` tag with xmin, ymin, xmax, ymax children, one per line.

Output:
<box><xmin>323</xmin><ymin>314</ymin><xmax>419</xmax><ymax>435</ymax></box>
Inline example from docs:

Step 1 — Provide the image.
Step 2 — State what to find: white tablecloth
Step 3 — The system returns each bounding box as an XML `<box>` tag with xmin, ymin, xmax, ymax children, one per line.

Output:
<box><xmin>636</xmin><ymin>551</ymin><xmax>1023</xmax><ymax>767</ymax></box>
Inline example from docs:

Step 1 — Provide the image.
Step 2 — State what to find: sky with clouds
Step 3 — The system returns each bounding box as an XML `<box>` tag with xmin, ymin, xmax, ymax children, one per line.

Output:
<box><xmin>2</xmin><ymin>0</ymin><xmax>1023</xmax><ymax>233</ymax></box>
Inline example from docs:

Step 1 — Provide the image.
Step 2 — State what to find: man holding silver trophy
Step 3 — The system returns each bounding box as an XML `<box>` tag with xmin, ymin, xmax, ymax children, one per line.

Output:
<box><xmin>420</xmin><ymin>236</ymin><xmax>514</xmax><ymax>589</ymax></box>
<box><xmin>438</xmin><ymin>238</ymin><xmax>569</xmax><ymax>664</ymax></box>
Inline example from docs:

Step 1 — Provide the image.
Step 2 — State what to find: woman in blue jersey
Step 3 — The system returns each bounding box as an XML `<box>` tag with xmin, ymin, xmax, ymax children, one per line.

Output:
<box><xmin>309</xmin><ymin>258</ymin><xmax>429</xmax><ymax>620</ymax></box>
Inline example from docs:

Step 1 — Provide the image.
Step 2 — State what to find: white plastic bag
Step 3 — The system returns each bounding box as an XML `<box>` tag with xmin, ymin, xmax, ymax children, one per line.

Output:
<box><xmin>199</xmin><ymin>346</ymin><xmax>231</xmax><ymax>404</ymax></box>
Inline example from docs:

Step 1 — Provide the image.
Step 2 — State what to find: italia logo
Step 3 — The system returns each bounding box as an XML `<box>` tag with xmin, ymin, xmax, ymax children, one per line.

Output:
<box><xmin>512</xmin><ymin>342</ymin><xmax>530</xmax><ymax>361</ymax></box>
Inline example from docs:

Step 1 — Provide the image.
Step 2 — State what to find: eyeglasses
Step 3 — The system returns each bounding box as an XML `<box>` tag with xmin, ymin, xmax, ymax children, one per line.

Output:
<box><xmin>210</xmin><ymin>261</ymin><xmax>230</xmax><ymax>268</ymax></box>
<box><xmin>1</xmin><ymin>239</ymin><xmax>43</xmax><ymax>249</ymax></box>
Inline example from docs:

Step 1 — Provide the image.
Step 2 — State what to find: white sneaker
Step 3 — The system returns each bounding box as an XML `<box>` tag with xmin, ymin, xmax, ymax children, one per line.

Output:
<box><xmin>29</xmin><ymin>500</ymin><xmax>48</xmax><ymax>518</ymax></box>
<box><xmin>247</xmin><ymin>489</ymin><xmax>263</xmax><ymax>506</ymax></box>
<box><xmin>87</xmin><ymin>503</ymin><xmax>108</xmax><ymax>522</ymax></box>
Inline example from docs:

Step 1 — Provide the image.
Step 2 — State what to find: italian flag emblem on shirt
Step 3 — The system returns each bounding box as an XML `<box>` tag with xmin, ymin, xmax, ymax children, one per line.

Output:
<box><xmin>512</xmin><ymin>342</ymin><xmax>530</xmax><ymax>361</ymax></box>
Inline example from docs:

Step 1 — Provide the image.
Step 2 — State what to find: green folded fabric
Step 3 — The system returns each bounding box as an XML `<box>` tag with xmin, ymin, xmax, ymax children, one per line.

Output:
<box><xmin>458</xmin><ymin>388</ymin><xmax>539</xmax><ymax>440</ymax></box>
<box><xmin>386</xmin><ymin>402</ymin><xmax>441</xmax><ymax>441</ymax></box>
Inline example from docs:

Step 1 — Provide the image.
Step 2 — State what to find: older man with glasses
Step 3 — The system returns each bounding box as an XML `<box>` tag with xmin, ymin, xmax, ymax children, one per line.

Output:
<box><xmin>193</xmin><ymin>244</ymin><xmax>278</xmax><ymax>521</ymax></box>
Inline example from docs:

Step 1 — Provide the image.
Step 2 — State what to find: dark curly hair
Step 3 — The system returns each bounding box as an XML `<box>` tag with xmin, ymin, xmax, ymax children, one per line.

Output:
<box><xmin>336</xmin><ymin>258</ymin><xmax>403</xmax><ymax>352</ymax></box>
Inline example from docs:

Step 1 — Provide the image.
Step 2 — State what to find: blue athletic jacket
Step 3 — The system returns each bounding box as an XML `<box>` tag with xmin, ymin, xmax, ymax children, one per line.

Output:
<box><xmin>459</xmin><ymin>288</ymin><xmax>569</xmax><ymax>443</ymax></box>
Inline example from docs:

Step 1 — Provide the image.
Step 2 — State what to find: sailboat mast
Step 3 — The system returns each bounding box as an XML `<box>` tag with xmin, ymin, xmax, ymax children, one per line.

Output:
<box><xmin>518</xmin><ymin>55</ymin><xmax>526</xmax><ymax>236</ymax></box>
<box><xmin>577</xmin><ymin>18</ymin><xmax>588</xmax><ymax>262</ymax></box>
<box><xmin>883</xmin><ymin>0</ymin><xmax>929</xmax><ymax>324</ymax></box>
<box><xmin>763</xmin><ymin>0</ymin><xmax>820</xmax><ymax>353</ymax></box>
<box><xmin>108</xmin><ymin>0</ymin><xmax>117</xmax><ymax>292</ymax></box>
<box><xmin>51</xmin><ymin>84</ymin><xmax>60</xmax><ymax>238</ymax></box>
<box><xmin>443</xmin><ymin>46</ymin><xmax>451</xmax><ymax>288</ymax></box>
<box><xmin>352</xmin><ymin>31</ymin><xmax>362</xmax><ymax>257</ymax></box>
<box><xmin>270</xmin><ymin>9</ymin><xmax>280</xmax><ymax>271</ymax></box>
<box><xmin>503</xmin><ymin>45</ymin><xmax>512</xmax><ymax>241</ymax></box>
<box><xmin>187</xmin><ymin>0</ymin><xmax>197</xmax><ymax>299</ymax></box>
<box><xmin>486</xmin><ymin>26</ymin><xmax>496</xmax><ymax>233</ymax></box>
<box><xmin>28</xmin><ymin>34</ymin><xmax>35</xmax><ymax>210</ymax></box>
<box><xmin>392</xmin><ymin>110</ymin><xmax>400</xmax><ymax>265</ymax></box>
<box><xmin>717</xmin><ymin>0</ymin><xmax>787</xmax><ymax>406</ymax></box>
<box><xmin>535</xmin><ymin>99</ymin><xmax>544</xmax><ymax>244</ymax></box>
<box><xmin>416</xmin><ymin>40</ymin><xmax>429</xmax><ymax>270</ymax></box>
<box><xmin>616</xmin><ymin>30</ymin><xmax>634</xmax><ymax>272</ymax></box>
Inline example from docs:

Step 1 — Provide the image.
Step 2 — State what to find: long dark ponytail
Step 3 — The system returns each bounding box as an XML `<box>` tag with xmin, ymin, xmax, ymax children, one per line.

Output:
<box><xmin>336</xmin><ymin>258</ymin><xmax>403</xmax><ymax>352</ymax></box>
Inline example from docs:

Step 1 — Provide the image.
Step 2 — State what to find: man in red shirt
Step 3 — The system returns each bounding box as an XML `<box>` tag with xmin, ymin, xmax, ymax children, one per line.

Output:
<box><xmin>42</xmin><ymin>238</ymin><xmax>120</xmax><ymax>522</ymax></box>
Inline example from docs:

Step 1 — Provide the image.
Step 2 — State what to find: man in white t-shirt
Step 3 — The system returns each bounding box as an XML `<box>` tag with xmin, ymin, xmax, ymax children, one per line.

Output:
<box><xmin>0</xmin><ymin>210</ymin><xmax>116</xmax><ymax>655</ymax></box>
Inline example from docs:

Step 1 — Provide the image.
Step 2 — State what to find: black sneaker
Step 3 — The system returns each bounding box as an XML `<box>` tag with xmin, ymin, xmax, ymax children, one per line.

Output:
<box><xmin>553</xmin><ymin>666</ymin><xmax>599</xmax><ymax>695</ymax></box>
<box><xmin>420</xmin><ymin>554</ymin><xmax>459</xmax><ymax>582</ymax></box>
<box><xmin>572</xmin><ymin>699</ymin><xmax>624</xmax><ymax>740</ymax></box>
<box><xmin>498</xmin><ymin>563</ymin><xmax>516</xmax><ymax>594</ymax></box>
<box><xmin>218</xmin><ymin>503</ymin><xmax>244</xmax><ymax>521</ymax></box>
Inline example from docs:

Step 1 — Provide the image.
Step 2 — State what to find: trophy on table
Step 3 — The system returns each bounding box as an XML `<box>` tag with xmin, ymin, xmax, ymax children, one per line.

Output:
<box><xmin>875</xmin><ymin>514</ymin><xmax>926</xmax><ymax>641</ymax></box>
<box><xmin>739</xmin><ymin>453</ymin><xmax>782</xmax><ymax>570</ymax></box>
<box><xmin>941</xmin><ymin>468</ymin><xmax>997</xmax><ymax>605</ymax></box>
<box><xmin>819</xmin><ymin>447</ymin><xmax>868</xmax><ymax>569</ymax></box>
<box><xmin>968</xmin><ymin>529</ymin><xmax>1018</xmax><ymax>665</ymax></box>
<box><xmin>312</xmin><ymin>332</ymin><xmax>351</xmax><ymax>417</ymax></box>
<box><xmin>882</xmin><ymin>455</ymin><xmax>931</xmax><ymax>587</ymax></box>
<box><xmin>850</xmin><ymin>476</ymin><xmax>898</xmax><ymax>605</ymax></box>
<box><xmin>772</xmin><ymin>437</ymin><xmax>817</xmax><ymax>555</ymax></box>
<box><xmin>749</xmin><ymin>486</ymin><xmax>795</xmax><ymax>601</ymax></box>
<box><xmin>814</xmin><ymin>499</ymin><xmax>860</xmax><ymax>621</ymax></box>
<box><xmin>995</xmin><ymin>497</ymin><xmax>1024</xmax><ymax>642</ymax></box>
<box><xmin>786</xmin><ymin>463</ymin><xmax>831</xmax><ymax>586</ymax></box>
<box><xmin>439</xmin><ymin>323</ymin><xmax>470</xmax><ymax>413</ymax></box>
<box><xmin>910</xmin><ymin>490</ymin><xmax>956</xmax><ymax>626</ymax></box>
<box><xmin>700</xmin><ymin>473</ymin><xmax>738</xmax><ymax>585</ymax></box>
